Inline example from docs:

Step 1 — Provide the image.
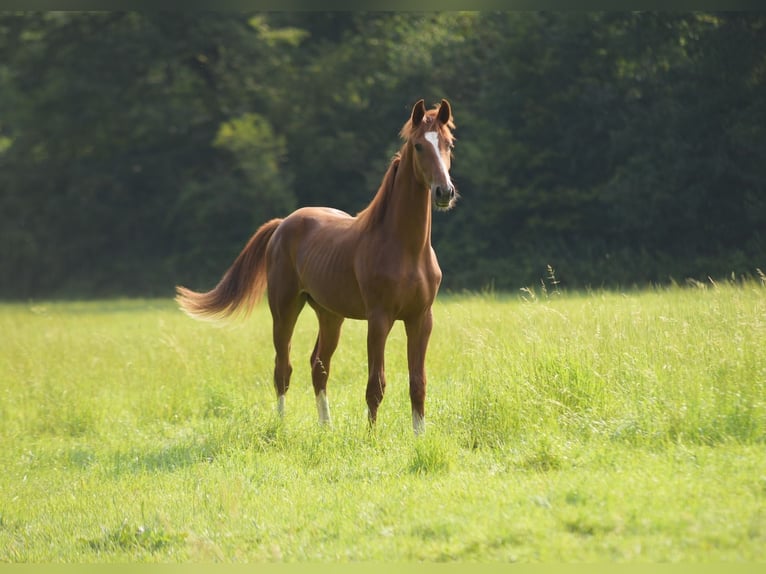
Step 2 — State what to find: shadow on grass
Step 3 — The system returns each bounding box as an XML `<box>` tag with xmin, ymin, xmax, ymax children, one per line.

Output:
<box><xmin>107</xmin><ymin>415</ymin><xmax>286</xmax><ymax>476</ymax></box>
<box><xmin>82</xmin><ymin>519</ymin><xmax>186</xmax><ymax>557</ymax></box>
<box><xmin>110</xmin><ymin>439</ymin><xmax>219</xmax><ymax>475</ymax></box>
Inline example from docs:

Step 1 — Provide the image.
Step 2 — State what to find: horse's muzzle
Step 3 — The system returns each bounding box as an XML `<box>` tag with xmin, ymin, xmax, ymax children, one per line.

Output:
<box><xmin>433</xmin><ymin>185</ymin><xmax>457</xmax><ymax>210</ymax></box>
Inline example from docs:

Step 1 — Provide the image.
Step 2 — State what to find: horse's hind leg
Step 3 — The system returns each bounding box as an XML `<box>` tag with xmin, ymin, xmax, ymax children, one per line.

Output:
<box><xmin>309</xmin><ymin>304</ymin><xmax>344</xmax><ymax>426</ymax></box>
<box><xmin>270</xmin><ymin>291</ymin><xmax>305</xmax><ymax>417</ymax></box>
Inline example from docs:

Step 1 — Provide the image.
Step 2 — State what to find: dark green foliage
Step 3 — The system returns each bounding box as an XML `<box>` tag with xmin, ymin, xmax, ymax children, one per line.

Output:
<box><xmin>1</xmin><ymin>12</ymin><xmax>764</xmax><ymax>298</ymax></box>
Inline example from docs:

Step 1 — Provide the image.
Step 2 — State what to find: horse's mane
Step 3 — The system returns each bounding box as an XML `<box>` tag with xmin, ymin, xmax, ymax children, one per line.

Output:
<box><xmin>356</xmin><ymin>153</ymin><xmax>401</xmax><ymax>231</ymax></box>
<box><xmin>356</xmin><ymin>105</ymin><xmax>455</xmax><ymax>231</ymax></box>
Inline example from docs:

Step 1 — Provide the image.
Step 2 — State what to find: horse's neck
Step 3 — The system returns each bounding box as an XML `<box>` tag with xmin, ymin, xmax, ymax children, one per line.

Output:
<box><xmin>386</xmin><ymin>151</ymin><xmax>432</xmax><ymax>256</ymax></box>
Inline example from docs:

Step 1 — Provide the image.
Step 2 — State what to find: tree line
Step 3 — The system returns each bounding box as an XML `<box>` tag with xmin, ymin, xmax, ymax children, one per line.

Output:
<box><xmin>1</xmin><ymin>12</ymin><xmax>764</xmax><ymax>298</ymax></box>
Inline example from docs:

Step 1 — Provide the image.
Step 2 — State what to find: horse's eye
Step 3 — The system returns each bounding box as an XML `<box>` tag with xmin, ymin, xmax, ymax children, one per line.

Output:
<box><xmin>414</xmin><ymin>143</ymin><xmax>423</xmax><ymax>152</ymax></box>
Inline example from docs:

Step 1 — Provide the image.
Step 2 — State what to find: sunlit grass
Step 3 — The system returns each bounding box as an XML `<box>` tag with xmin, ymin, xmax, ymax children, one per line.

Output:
<box><xmin>1</xmin><ymin>283</ymin><xmax>764</xmax><ymax>561</ymax></box>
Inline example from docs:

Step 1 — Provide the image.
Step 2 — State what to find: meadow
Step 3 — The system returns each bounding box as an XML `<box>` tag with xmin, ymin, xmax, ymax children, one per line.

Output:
<box><xmin>1</xmin><ymin>281</ymin><xmax>764</xmax><ymax>562</ymax></box>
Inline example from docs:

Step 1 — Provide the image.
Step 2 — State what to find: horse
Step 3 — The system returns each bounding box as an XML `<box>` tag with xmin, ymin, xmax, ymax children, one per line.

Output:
<box><xmin>175</xmin><ymin>99</ymin><xmax>457</xmax><ymax>435</ymax></box>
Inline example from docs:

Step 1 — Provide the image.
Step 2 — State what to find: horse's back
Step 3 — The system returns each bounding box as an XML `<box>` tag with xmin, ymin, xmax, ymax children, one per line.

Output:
<box><xmin>280</xmin><ymin>206</ymin><xmax>353</xmax><ymax>235</ymax></box>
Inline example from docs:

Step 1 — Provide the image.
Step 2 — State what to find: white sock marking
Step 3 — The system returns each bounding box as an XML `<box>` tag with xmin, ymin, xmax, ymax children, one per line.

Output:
<box><xmin>316</xmin><ymin>390</ymin><xmax>331</xmax><ymax>425</ymax></box>
<box><xmin>412</xmin><ymin>410</ymin><xmax>426</xmax><ymax>436</ymax></box>
<box><xmin>277</xmin><ymin>395</ymin><xmax>285</xmax><ymax>417</ymax></box>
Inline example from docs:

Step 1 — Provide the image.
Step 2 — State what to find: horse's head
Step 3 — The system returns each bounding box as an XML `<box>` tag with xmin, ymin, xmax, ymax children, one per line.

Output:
<box><xmin>404</xmin><ymin>99</ymin><xmax>457</xmax><ymax>211</ymax></box>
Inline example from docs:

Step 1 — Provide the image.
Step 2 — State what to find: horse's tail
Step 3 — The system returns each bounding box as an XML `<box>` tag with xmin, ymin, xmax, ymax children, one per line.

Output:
<box><xmin>175</xmin><ymin>218</ymin><xmax>282</xmax><ymax>320</ymax></box>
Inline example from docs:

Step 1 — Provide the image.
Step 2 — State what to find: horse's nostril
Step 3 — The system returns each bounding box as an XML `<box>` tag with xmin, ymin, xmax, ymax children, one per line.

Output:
<box><xmin>435</xmin><ymin>187</ymin><xmax>444</xmax><ymax>198</ymax></box>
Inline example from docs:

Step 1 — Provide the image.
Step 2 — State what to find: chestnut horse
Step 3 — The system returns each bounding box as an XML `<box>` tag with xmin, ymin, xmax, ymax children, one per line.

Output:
<box><xmin>176</xmin><ymin>99</ymin><xmax>457</xmax><ymax>435</ymax></box>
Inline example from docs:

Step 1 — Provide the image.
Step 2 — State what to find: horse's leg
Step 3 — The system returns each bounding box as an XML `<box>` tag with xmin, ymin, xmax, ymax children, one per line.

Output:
<box><xmin>405</xmin><ymin>308</ymin><xmax>433</xmax><ymax>436</ymax></box>
<box><xmin>365</xmin><ymin>311</ymin><xmax>394</xmax><ymax>427</ymax></box>
<box><xmin>309</xmin><ymin>306</ymin><xmax>344</xmax><ymax>426</ymax></box>
<box><xmin>270</xmin><ymin>292</ymin><xmax>305</xmax><ymax>417</ymax></box>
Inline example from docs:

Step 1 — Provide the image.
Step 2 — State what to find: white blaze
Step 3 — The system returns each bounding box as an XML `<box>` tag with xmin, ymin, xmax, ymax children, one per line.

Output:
<box><xmin>424</xmin><ymin>131</ymin><xmax>452</xmax><ymax>188</ymax></box>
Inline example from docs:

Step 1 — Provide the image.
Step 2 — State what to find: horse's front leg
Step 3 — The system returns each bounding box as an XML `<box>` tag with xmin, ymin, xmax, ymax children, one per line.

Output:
<box><xmin>405</xmin><ymin>308</ymin><xmax>433</xmax><ymax>436</ymax></box>
<box><xmin>365</xmin><ymin>311</ymin><xmax>394</xmax><ymax>427</ymax></box>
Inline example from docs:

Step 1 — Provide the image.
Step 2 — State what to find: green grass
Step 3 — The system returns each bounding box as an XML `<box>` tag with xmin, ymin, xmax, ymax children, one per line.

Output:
<box><xmin>1</xmin><ymin>283</ymin><xmax>765</xmax><ymax>562</ymax></box>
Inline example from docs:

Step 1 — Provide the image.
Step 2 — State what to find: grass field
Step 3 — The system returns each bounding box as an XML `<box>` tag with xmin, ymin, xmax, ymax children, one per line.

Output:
<box><xmin>1</xmin><ymin>282</ymin><xmax>765</xmax><ymax>562</ymax></box>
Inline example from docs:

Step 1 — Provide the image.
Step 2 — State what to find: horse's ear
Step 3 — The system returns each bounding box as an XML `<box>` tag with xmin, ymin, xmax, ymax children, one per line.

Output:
<box><xmin>437</xmin><ymin>99</ymin><xmax>452</xmax><ymax>125</ymax></box>
<box><xmin>411</xmin><ymin>99</ymin><xmax>426</xmax><ymax>126</ymax></box>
